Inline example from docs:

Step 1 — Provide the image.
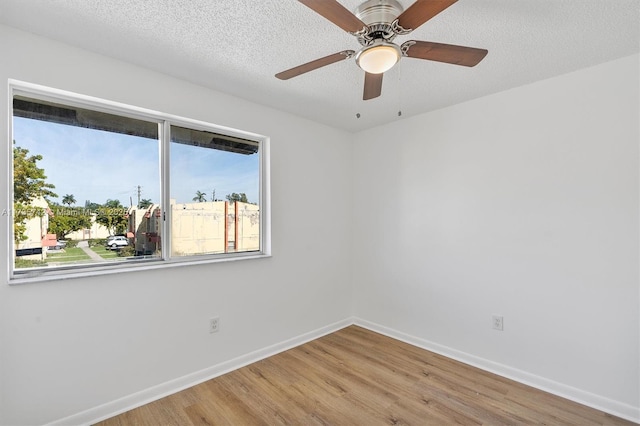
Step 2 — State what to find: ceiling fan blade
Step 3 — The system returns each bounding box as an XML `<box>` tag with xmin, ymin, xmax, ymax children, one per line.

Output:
<box><xmin>402</xmin><ymin>40</ymin><xmax>488</xmax><ymax>67</ymax></box>
<box><xmin>276</xmin><ymin>50</ymin><xmax>355</xmax><ymax>80</ymax></box>
<box><xmin>395</xmin><ymin>0</ymin><xmax>458</xmax><ymax>32</ymax></box>
<box><xmin>298</xmin><ymin>0</ymin><xmax>368</xmax><ymax>33</ymax></box>
<box><xmin>363</xmin><ymin>72</ymin><xmax>383</xmax><ymax>100</ymax></box>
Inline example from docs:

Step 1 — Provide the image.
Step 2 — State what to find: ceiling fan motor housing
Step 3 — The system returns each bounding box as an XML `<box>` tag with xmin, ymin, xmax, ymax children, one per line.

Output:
<box><xmin>354</xmin><ymin>0</ymin><xmax>404</xmax><ymax>45</ymax></box>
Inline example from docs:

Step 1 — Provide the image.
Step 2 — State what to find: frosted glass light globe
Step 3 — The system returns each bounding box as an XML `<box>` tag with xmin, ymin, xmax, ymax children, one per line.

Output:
<box><xmin>356</xmin><ymin>42</ymin><xmax>401</xmax><ymax>74</ymax></box>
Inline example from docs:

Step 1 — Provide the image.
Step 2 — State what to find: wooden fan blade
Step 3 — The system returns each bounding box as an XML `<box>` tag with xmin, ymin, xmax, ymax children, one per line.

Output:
<box><xmin>363</xmin><ymin>72</ymin><xmax>383</xmax><ymax>100</ymax></box>
<box><xmin>298</xmin><ymin>0</ymin><xmax>368</xmax><ymax>33</ymax></box>
<box><xmin>276</xmin><ymin>50</ymin><xmax>355</xmax><ymax>80</ymax></box>
<box><xmin>402</xmin><ymin>40</ymin><xmax>488</xmax><ymax>67</ymax></box>
<box><xmin>396</xmin><ymin>0</ymin><xmax>458</xmax><ymax>32</ymax></box>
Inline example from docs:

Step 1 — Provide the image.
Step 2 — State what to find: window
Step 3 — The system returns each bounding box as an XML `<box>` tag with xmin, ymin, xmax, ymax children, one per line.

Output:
<box><xmin>9</xmin><ymin>82</ymin><xmax>269</xmax><ymax>282</ymax></box>
<box><xmin>170</xmin><ymin>125</ymin><xmax>261</xmax><ymax>256</ymax></box>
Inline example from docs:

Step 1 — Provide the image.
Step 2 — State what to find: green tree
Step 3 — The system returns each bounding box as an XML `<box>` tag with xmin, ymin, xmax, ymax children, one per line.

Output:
<box><xmin>95</xmin><ymin>199</ymin><xmax>128</xmax><ymax>235</ymax></box>
<box><xmin>193</xmin><ymin>190</ymin><xmax>207</xmax><ymax>203</ymax></box>
<box><xmin>225</xmin><ymin>192</ymin><xmax>249</xmax><ymax>204</ymax></box>
<box><xmin>62</xmin><ymin>194</ymin><xmax>76</xmax><ymax>206</ymax></box>
<box><xmin>13</xmin><ymin>144</ymin><xmax>57</xmax><ymax>204</ymax></box>
<box><xmin>12</xmin><ymin>143</ymin><xmax>57</xmax><ymax>243</ymax></box>
<box><xmin>139</xmin><ymin>198</ymin><xmax>153</xmax><ymax>209</ymax></box>
<box><xmin>85</xmin><ymin>200</ymin><xmax>101</xmax><ymax>211</ymax></box>
<box><xmin>48</xmin><ymin>203</ymin><xmax>92</xmax><ymax>240</ymax></box>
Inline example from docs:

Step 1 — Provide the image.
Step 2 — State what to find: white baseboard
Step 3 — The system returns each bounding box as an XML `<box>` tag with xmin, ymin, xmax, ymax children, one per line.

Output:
<box><xmin>47</xmin><ymin>316</ymin><xmax>639</xmax><ymax>425</ymax></box>
<box><xmin>353</xmin><ymin>318</ymin><xmax>640</xmax><ymax>424</ymax></box>
<box><xmin>47</xmin><ymin>317</ymin><xmax>354</xmax><ymax>426</ymax></box>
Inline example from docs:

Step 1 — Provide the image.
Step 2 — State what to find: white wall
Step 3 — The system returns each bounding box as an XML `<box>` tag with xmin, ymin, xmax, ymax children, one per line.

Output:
<box><xmin>1</xmin><ymin>23</ymin><xmax>638</xmax><ymax>425</ymax></box>
<box><xmin>0</xmin><ymin>25</ymin><xmax>353</xmax><ymax>425</ymax></box>
<box><xmin>353</xmin><ymin>54</ymin><xmax>639</xmax><ymax>420</ymax></box>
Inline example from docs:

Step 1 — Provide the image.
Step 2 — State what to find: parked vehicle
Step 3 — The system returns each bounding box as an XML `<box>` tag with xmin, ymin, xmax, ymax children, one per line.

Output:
<box><xmin>52</xmin><ymin>240</ymin><xmax>67</xmax><ymax>250</ymax></box>
<box><xmin>106</xmin><ymin>235</ymin><xmax>129</xmax><ymax>249</ymax></box>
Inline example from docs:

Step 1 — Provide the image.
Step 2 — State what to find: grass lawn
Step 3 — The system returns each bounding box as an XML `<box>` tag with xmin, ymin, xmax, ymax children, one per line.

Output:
<box><xmin>90</xmin><ymin>245</ymin><xmax>120</xmax><ymax>259</ymax></box>
<box><xmin>47</xmin><ymin>247</ymin><xmax>91</xmax><ymax>263</ymax></box>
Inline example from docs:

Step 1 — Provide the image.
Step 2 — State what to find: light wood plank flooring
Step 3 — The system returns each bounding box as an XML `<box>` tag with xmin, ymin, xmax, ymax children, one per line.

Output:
<box><xmin>96</xmin><ymin>326</ymin><xmax>635</xmax><ymax>425</ymax></box>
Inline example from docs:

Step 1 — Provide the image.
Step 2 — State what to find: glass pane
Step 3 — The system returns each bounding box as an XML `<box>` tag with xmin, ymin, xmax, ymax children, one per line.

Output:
<box><xmin>12</xmin><ymin>96</ymin><xmax>161</xmax><ymax>273</ymax></box>
<box><xmin>170</xmin><ymin>125</ymin><xmax>260</xmax><ymax>257</ymax></box>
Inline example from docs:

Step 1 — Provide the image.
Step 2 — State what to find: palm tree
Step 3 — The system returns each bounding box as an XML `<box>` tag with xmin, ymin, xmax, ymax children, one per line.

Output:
<box><xmin>192</xmin><ymin>190</ymin><xmax>206</xmax><ymax>203</ymax></box>
<box><xmin>62</xmin><ymin>194</ymin><xmax>76</xmax><ymax>206</ymax></box>
<box><xmin>139</xmin><ymin>198</ymin><xmax>153</xmax><ymax>208</ymax></box>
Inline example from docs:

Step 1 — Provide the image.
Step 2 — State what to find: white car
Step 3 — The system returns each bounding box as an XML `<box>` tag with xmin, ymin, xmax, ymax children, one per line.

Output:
<box><xmin>106</xmin><ymin>236</ymin><xmax>129</xmax><ymax>249</ymax></box>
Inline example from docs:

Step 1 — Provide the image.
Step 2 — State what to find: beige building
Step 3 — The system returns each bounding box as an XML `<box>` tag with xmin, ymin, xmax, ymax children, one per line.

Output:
<box><xmin>127</xmin><ymin>203</ymin><xmax>162</xmax><ymax>255</ymax></box>
<box><xmin>66</xmin><ymin>215</ymin><xmax>111</xmax><ymax>241</ymax></box>
<box><xmin>127</xmin><ymin>200</ymin><xmax>260</xmax><ymax>256</ymax></box>
<box><xmin>13</xmin><ymin>197</ymin><xmax>53</xmax><ymax>261</ymax></box>
<box><xmin>14</xmin><ymin>198</ymin><xmax>260</xmax><ymax>262</ymax></box>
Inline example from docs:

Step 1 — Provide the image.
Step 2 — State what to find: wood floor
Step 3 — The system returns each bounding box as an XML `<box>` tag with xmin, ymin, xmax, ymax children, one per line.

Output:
<box><xmin>96</xmin><ymin>326</ymin><xmax>635</xmax><ymax>425</ymax></box>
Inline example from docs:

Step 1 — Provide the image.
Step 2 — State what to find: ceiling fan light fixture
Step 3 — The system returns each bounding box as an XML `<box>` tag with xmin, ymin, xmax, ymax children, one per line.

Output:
<box><xmin>356</xmin><ymin>41</ymin><xmax>401</xmax><ymax>74</ymax></box>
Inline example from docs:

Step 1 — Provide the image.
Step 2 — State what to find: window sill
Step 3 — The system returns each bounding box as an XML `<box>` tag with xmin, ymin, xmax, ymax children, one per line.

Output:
<box><xmin>9</xmin><ymin>252</ymin><xmax>272</xmax><ymax>285</ymax></box>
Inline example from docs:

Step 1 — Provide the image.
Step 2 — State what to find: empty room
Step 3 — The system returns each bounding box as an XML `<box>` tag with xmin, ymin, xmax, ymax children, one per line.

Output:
<box><xmin>0</xmin><ymin>0</ymin><xmax>638</xmax><ymax>425</ymax></box>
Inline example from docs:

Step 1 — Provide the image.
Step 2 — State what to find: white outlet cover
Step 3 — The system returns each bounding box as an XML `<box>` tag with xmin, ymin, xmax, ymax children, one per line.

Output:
<box><xmin>209</xmin><ymin>317</ymin><xmax>220</xmax><ymax>333</ymax></box>
<box><xmin>492</xmin><ymin>315</ymin><xmax>504</xmax><ymax>331</ymax></box>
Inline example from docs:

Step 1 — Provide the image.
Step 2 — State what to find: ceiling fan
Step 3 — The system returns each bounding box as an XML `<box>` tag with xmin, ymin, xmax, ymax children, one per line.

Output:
<box><xmin>275</xmin><ymin>0</ymin><xmax>488</xmax><ymax>100</ymax></box>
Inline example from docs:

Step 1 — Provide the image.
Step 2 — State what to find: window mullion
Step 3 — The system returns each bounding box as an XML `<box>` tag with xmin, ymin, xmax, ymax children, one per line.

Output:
<box><xmin>161</xmin><ymin>120</ymin><xmax>171</xmax><ymax>261</ymax></box>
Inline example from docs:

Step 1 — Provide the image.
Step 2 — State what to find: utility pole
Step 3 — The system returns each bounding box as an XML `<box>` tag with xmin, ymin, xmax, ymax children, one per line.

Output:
<box><xmin>137</xmin><ymin>185</ymin><xmax>142</xmax><ymax>207</ymax></box>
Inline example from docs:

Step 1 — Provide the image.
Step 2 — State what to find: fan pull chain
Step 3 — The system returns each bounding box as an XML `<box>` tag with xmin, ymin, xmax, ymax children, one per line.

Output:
<box><xmin>397</xmin><ymin>66</ymin><xmax>402</xmax><ymax>118</ymax></box>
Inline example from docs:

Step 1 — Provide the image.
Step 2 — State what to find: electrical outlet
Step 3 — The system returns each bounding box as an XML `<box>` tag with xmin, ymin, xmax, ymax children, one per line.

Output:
<box><xmin>492</xmin><ymin>315</ymin><xmax>504</xmax><ymax>331</ymax></box>
<box><xmin>209</xmin><ymin>317</ymin><xmax>220</xmax><ymax>334</ymax></box>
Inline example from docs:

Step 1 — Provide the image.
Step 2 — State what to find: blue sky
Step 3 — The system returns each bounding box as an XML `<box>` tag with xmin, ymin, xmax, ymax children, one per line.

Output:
<box><xmin>13</xmin><ymin>117</ymin><xmax>260</xmax><ymax>207</ymax></box>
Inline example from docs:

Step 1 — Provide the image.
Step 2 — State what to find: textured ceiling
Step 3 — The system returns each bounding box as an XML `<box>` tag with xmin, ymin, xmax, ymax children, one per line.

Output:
<box><xmin>0</xmin><ymin>0</ymin><xmax>638</xmax><ymax>132</ymax></box>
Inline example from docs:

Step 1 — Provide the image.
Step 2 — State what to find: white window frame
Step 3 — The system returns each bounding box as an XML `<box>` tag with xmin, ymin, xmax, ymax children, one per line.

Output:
<box><xmin>7</xmin><ymin>80</ymin><xmax>271</xmax><ymax>284</ymax></box>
